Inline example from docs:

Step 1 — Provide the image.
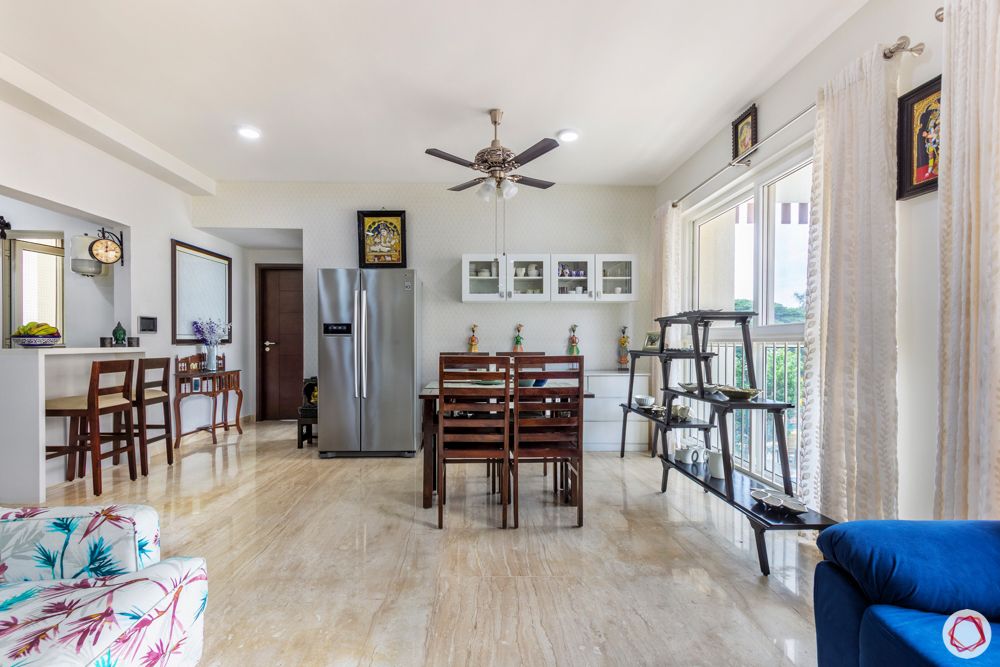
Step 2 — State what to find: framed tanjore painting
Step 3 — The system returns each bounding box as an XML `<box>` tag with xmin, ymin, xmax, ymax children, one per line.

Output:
<box><xmin>357</xmin><ymin>210</ymin><xmax>407</xmax><ymax>268</ymax></box>
<box><xmin>897</xmin><ymin>75</ymin><xmax>941</xmax><ymax>200</ymax></box>
<box><xmin>731</xmin><ymin>104</ymin><xmax>758</xmax><ymax>160</ymax></box>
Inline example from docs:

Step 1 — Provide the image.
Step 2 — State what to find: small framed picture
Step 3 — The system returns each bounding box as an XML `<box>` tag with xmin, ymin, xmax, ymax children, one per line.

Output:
<box><xmin>897</xmin><ymin>75</ymin><xmax>941</xmax><ymax>200</ymax></box>
<box><xmin>192</xmin><ymin>378</ymin><xmax>201</xmax><ymax>392</ymax></box>
<box><xmin>642</xmin><ymin>331</ymin><xmax>662</xmax><ymax>351</ymax></box>
<box><xmin>357</xmin><ymin>210</ymin><xmax>407</xmax><ymax>269</ymax></box>
<box><xmin>732</xmin><ymin>104</ymin><xmax>758</xmax><ymax>160</ymax></box>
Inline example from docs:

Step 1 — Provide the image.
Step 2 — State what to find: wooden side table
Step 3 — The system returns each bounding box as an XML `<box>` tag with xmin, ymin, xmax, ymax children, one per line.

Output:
<box><xmin>173</xmin><ymin>353</ymin><xmax>243</xmax><ymax>447</ymax></box>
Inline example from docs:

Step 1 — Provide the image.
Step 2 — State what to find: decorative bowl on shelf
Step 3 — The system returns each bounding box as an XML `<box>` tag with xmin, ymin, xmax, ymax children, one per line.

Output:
<box><xmin>717</xmin><ymin>385</ymin><xmax>762</xmax><ymax>400</ymax></box>
<box><xmin>533</xmin><ymin>379</ymin><xmax>548</xmax><ymax>387</ymax></box>
<box><xmin>670</xmin><ymin>405</ymin><xmax>691</xmax><ymax>421</ymax></box>
<box><xmin>750</xmin><ymin>489</ymin><xmax>808</xmax><ymax>515</ymax></box>
<box><xmin>633</xmin><ymin>394</ymin><xmax>655</xmax><ymax>407</ymax></box>
<box><xmin>476</xmin><ymin>269</ymin><xmax>490</xmax><ymax>277</ymax></box>
<box><xmin>11</xmin><ymin>334</ymin><xmax>62</xmax><ymax>348</ymax></box>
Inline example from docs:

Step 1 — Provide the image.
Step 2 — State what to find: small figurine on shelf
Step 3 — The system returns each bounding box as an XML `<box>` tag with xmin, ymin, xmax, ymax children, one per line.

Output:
<box><xmin>567</xmin><ymin>324</ymin><xmax>581</xmax><ymax>355</ymax></box>
<box><xmin>468</xmin><ymin>324</ymin><xmax>479</xmax><ymax>353</ymax></box>
<box><xmin>111</xmin><ymin>321</ymin><xmax>127</xmax><ymax>347</ymax></box>
<box><xmin>617</xmin><ymin>326</ymin><xmax>630</xmax><ymax>371</ymax></box>
<box><xmin>513</xmin><ymin>323</ymin><xmax>524</xmax><ymax>352</ymax></box>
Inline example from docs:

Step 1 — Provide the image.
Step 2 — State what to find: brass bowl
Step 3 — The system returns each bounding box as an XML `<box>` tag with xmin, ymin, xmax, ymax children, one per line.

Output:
<box><xmin>717</xmin><ymin>385</ymin><xmax>762</xmax><ymax>400</ymax></box>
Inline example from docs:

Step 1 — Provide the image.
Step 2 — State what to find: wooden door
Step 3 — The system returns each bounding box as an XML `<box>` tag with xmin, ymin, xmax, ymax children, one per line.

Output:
<box><xmin>257</xmin><ymin>265</ymin><xmax>304</xmax><ymax>420</ymax></box>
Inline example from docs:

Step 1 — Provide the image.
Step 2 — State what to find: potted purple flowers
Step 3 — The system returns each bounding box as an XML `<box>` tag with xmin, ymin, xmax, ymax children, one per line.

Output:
<box><xmin>192</xmin><ymin>318</ymin><xmax>231</xmax><ymax>371</ymax></box>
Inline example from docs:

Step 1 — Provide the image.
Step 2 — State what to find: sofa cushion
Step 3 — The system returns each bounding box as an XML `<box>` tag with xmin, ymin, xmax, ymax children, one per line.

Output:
<box><xmin>860</xmin><ymin>604</ymin><xmax>999</xmax><ymax>666</ymax></box>
<box><xmin>0</xmin><ymin>505</ymin><xmax>160</xmax><ymax>585</ymax></box>
<box><xmin>0</xmin><ymin>557</ymin><xmax>206</xmax><ymax>666</ymax></box>
<box><xmin>817</xmin><ymin>521</ymin><xmax>1000</xmax><ymax>617</ymax></box>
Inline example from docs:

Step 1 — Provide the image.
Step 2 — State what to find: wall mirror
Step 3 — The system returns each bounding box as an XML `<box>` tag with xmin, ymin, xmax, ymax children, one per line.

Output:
<box><xmin>171</xmin><ymin>239</ymin><xmax>232</xmax><ymax>344</ymax></box>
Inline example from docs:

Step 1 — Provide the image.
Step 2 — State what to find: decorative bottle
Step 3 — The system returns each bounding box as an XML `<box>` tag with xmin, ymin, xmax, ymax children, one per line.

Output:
<box><xmin>567</xmin><ymin>324</ymin><xmax>580</xmax><ymax>356</ymax></box>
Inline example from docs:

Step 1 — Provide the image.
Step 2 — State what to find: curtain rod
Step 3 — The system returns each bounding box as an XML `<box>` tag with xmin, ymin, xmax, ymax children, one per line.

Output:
<box><xmin>670</xmin><ymin>33</ymin><xmax>927</xmax><ymax>209</ymax></box>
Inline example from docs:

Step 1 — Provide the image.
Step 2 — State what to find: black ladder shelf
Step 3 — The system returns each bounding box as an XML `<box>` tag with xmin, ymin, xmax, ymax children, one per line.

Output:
<box><xmin>618</xmin><ymin>310</ymin><xmax>837</xmax><ymax>576</ymax></box>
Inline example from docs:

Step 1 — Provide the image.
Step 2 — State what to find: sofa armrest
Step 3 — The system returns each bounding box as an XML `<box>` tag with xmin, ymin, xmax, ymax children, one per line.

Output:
<box><xmin>0</xmin><ymin>504</ymin><xmax>160</xmax><ymax>584</ymax></box>
<box><xmin>817</xmin><ymin>520</ymin><xmax>1000</xmax><ymax>617</ymax></box>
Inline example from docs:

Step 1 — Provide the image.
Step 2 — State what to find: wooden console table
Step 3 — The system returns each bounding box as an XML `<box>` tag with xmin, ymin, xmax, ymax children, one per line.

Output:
<box><xmin>173</xmin><ymin>366</ymin><xmax>244</xmax><ymax>447</ymax></box>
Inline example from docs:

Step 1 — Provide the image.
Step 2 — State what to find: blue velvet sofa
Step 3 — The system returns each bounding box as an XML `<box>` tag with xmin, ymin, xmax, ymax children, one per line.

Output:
<box><xmin>815</xmin><ymin>521</ymin><xmax>1000</xmax><ymax>666</ymax></box>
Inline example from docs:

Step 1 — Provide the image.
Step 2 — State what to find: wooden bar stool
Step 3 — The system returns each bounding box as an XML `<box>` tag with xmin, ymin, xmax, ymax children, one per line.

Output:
<box><xmin>133</xmin><ymin>357</ymin><xmax>174</xmax><ymax>473</ymax></box>
<box><xmin>45</xmin><ymin>359</ymin><xmax>138</xmax><ymax>496</ymax></box>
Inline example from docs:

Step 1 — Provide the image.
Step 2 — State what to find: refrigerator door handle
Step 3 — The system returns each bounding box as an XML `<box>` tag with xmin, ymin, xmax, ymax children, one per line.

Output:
<box><xmin>361</xmin><ymin>289</ymin><xmax>368</xmax><ymax>398</ymax></box>
<box><xmin>353</xmin><ymin>289</ymin><xmax>360</xmax><ymax>398</ymax></box>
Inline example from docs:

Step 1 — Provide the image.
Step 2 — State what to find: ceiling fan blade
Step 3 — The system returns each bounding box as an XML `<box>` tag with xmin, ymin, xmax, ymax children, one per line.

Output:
<box><xmin>512</xmin><ymin>138</ymin><xmax>559</xmax><ymax>167</ymax></box>
<box><xmin>448</xmin><ymin>178</ymin><xmax>486</xmax><ymax>192</ymax></box>
<box><xmin>513</xmin><ymin>175</ymin><xmax>555</xmax><ymax>189</ymax></box>
<box><xmin>425</xmin><ymin>148</ymin><xmax>475</xmax><ymax>168</ymax></box>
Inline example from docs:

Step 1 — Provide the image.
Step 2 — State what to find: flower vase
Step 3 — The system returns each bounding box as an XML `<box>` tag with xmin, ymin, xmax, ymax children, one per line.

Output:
<box><xmin>205</xmin><ymin>344</ymin><xmax>218</xmax><ymax>371</ymax></box>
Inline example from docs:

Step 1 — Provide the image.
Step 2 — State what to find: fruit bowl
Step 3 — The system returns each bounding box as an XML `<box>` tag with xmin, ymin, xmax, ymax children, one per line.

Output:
<box><xmin>12</xmin><ymin>334</ymin><xmax>62</xmax><ymax>348</ymax></box>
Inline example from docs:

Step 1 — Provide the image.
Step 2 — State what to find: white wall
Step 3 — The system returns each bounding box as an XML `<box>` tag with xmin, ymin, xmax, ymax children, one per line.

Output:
<box><xmin>0</xmin><ymin>194</ymin><xmax>116</xmax><ymax>347</ymax></box>
<box><xmin>655</xmin><ymin>0</ymin><xmax>943</xmax><ymax>519</ymax></box>
<box><xmin>0</xmin><ymin>98</ymin><xmax>250</xmax><ymax>432</ymax></box>
<box><xmin>193</xmin><ymin>183</ymin><xmax>656</xmax><ymax>384</ymax></box>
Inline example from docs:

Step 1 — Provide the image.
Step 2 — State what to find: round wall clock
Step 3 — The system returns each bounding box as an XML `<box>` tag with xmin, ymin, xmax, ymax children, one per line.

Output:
<box><xmin>89</xmin><ymin>237</ymin><xmax>123</xmax><ymax>264</ymax></box>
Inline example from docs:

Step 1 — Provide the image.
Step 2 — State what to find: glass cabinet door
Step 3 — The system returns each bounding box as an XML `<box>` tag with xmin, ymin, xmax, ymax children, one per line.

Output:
<box><xmin>462</xmin><ymin>254</ymin><xmax>506</xmax><ymax>302</ymax></box>
<box><xmin>506</xmin><ymin>254</ymin><xmax>550</xmax><ymax>302</ymax></box>
<box><xmin>551</xmin><ymin>254</ymin><xmax>595</xmax><ymax>301</ymax></box>
<box><xmin>595</xmin><ymin>254</ymin><xmax>637</xmax><ymax>301</ymax></box>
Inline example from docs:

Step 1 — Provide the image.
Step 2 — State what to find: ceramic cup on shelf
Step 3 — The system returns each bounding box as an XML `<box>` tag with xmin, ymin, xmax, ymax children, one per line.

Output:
<box><xmin>528</xmin><ymin>269</ymin><xmax>539</xmax><ymax>277</ymax></box>
<box><xmin>575</xmin><ymin>286</ymin><xmax>584</xmax><ymax>294</ymax></box>
<box><xmin>708</xmin><ymin>452</ymin><xmax>726</xmax><ymax>479</ymax></box>
<box><xmin>615</xmin><ymin>287</ymin><xmax>623</xmax><ymax>295</ymax></box>
<box><xmin>675</xmin><ymin>447</ymin><xmax>701</xmax><ymax>464</ymax></box>
<box><xmin>516</xmin><ymin>267</ymin><xmax>526</xmax><ymax>278</ymax></box>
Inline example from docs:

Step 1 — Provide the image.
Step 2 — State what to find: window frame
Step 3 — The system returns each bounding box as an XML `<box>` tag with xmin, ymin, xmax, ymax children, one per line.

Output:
<box><xmin>2</xmin><ymin>233</ymin><xmax>65</xmax><ymax>348</ymax></box>
<box><xmin>689</xmin><ymin>147</ymin><xmax>813</xmax><ymax>341</ymax></box>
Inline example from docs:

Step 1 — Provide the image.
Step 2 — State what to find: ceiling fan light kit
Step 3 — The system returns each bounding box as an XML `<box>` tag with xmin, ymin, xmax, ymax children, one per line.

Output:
<box><xmin>426</xmin><ymin>108</ymin><xmax>559</xmax><ymax>199</ymax></box>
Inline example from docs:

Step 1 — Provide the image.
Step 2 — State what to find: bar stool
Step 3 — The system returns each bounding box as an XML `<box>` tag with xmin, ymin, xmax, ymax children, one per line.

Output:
<box><xmin>44</xmin><ymin>359</ymin><xmax>138</xmax><ymax>496</ymax></box>
<box><xmin>132</xmin><ymin>357</ymin><xmax>174</xmax><ymax>473</ymax></box>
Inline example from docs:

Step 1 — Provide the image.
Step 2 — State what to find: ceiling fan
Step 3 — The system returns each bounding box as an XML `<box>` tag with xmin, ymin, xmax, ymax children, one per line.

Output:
<box><xmin>425</xmin><ymin>109</ymin><xmax>558</xmax><ymax>199</ymax></box>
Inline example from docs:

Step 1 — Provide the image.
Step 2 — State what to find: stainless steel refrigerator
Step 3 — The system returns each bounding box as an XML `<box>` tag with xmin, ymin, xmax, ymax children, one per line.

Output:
<box><xmin>318</xmin><ymin>268</ymin><xmax>420</xmax><ymax>457</ymax></box>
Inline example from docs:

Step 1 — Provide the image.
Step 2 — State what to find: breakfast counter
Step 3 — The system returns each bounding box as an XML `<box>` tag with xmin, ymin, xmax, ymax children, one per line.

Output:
<box><xmin>0</xmin><ymin>347</ymin><xmax>146</xmax><ymax>503</ymax></box>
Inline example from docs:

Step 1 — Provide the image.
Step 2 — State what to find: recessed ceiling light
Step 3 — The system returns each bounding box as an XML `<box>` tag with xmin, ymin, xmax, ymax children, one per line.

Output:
<box><xmin>556</xmin><ymin>129</ymin><xmax>579</xmax><ymax>143</ymax></box>
<box><xmin>237</xmin><ymin>125</ymin><xmax>261</xmax><ymax>140</ymax></box>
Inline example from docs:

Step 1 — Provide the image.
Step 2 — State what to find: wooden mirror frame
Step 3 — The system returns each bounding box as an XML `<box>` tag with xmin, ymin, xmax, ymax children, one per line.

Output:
<box><xmin>171</xmin><ymin>239</ymin><xmax>233</xmax><ymax>345</ymax></box>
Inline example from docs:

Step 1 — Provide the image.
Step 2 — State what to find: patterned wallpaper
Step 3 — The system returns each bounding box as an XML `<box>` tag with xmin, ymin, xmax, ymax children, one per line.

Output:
<box><xmin>193</xmin><ymin>183</ymin><xmax>657</xmax><ymax>383</ymax></box>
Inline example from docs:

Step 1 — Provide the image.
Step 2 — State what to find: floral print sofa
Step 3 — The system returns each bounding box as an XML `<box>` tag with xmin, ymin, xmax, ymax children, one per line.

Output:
<box><xmin>0</xmin><ymin>504</ymin><xmax>207</xmax><ymax>666</ymax></box>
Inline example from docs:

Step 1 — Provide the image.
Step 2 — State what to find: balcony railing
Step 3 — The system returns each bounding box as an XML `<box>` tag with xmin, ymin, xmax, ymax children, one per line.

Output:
<box><xmin>675</xmin><ymin>337</ymin><xmax>805</xmax><ymax>492</ymax></box>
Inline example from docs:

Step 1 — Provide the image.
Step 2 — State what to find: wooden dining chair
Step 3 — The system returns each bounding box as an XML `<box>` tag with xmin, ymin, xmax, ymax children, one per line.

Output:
<box><xmin>437</xmin><ymin>354</ymin><xmax>511</xmax><ymax>529</ymax></box>
<box><xmin>133</xmin><ymin>357</ymin><xmax>174</xmax><ymax>473</ymax></box>
<box><xmin>45</xmin><ymin>359</ymin><xmax>138</xmax><ymax>496</ymax></box>
<box><xmin>511</xmin><ymin>355</ymin><xmax>585</xmax><ymax>528</ymax></box>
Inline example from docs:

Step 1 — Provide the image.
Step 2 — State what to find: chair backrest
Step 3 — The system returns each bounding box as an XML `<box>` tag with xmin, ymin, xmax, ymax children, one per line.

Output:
<box><xmin>87</xmin><ymin>359</ymin><xmax>134</xmax><ymax>409</ymax></box>
<box><xmin>137</xmin><ymin>357</ymin><xmax>170</xmax><ymax>398</ymax></box>
<box><xmin>440</xmin><ymin>351</ymin><xmax>491</xmax><ymax>370</ymax></box>
<box><xmin>438</xmin><ymin>355</ymin><xmax>511</xmax><ymax>453</ymax></box>
<box><xmin>501</xmin><ymin>351</ymin><xmax>545</xmax><ymax>369</ymax></box>
<box><xmin>512</xmin><ymin>355</ymin><xmax>585</xmax><ymax>453</ymax></box>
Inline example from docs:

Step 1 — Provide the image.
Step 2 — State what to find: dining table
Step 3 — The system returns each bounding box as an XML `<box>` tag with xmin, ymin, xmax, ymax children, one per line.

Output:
<box><xmin>418</xmin><ymin>379</ymin><xmax>594</xmax><ymax>508</ymax></box>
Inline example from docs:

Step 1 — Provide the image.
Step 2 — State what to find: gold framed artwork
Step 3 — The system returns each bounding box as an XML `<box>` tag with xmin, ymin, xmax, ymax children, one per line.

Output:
<box><xmin>897</xmin><ymin>75</ymin><xmax>940</xmax><ymax>200</ymax></box>
<box><xmin>731</xmin><ymin>104</ymin><xmax>758</xmax><ymax>160</ymax></box>
<box><xmin>357</xmin><ymin>210</ymin><xmax>407</xmax><ymax>268</ymax></box>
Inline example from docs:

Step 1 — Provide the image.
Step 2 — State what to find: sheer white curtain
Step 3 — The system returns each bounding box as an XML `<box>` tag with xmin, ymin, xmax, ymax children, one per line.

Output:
<box><xmin>652</xmin><ymin>202</ymin><xmax>686</xmax><ymax>348</ymax></box>
<box><xmin>799</xmin><ymin>46</ymin><xmax>901</xmax><ymax>521</ymax></box>
<box><xmin>935</xmin><ymin>0</ymin><xmax>1000</xmax><ymax>520</ymax></box>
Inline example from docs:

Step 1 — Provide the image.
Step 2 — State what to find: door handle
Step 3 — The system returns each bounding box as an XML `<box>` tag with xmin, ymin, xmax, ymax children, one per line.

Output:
<box><xmin>360</xmin><ymin>289</ymin><xmax>368</xmax><ymax>398</ymax></box>
<box><xmin>263</xmin><ymin>340</ymin><xmax>277</xmax><ymax>346</ymax></box>
<box><xmin>353</xmin><ymin>290</ymin><xmax>359</xmax><ymax>398</ymax></box>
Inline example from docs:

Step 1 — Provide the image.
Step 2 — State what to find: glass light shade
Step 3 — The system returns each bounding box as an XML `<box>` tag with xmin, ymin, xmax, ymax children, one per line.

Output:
<box><xmin>477</xmin><ymin>179</ymin><xmax>495</xmax><ymax>202</ymax></box>
<box><xmin>500</xmin><ymin>179</ymin><xmax>518</xmax><ymax>199</ymax></box>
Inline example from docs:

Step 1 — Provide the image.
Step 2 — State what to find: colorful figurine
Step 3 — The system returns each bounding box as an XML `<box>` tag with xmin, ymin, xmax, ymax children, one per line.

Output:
<box><xmin>618</xmin><ymin>326</ymin><xmax>630</xmax><ymax>371</ymax></box>
<box><xmin>567</xmin><ymin>324</ymin><xmax>580</xmax><ymax>356</ymax></box>
<box><xmin>513</xmin><ymin>323</ymin><xmax>524</xmax><ymax>352</ymax></box>
<box><xmin>468</xmin><ymin>324</ymin><xmax>479</xmax><ymax>353</ymax></box>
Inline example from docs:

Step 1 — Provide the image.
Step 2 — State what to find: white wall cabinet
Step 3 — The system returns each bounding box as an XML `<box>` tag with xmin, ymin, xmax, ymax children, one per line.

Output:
<box><xmin>461</xmin><ymin>254</ymin><xmax>506</xmax><ymax>302</ymax></box>
<box><xmin>462</xmin><ymin>253</ymin><xmax>637</xmax><ymax>303</ymax></box>
<box><xmin>551</xmin><ymin>253</ymin><xmax>595</xmax><ymax>302</ymax></box>
<box><xmin>506</xmin><ymin>253</ymin><xmax>550</xmax><ymax>302</ymax></box>
<box><xmin>595</xmin><ymin>253</ymin><xmax>637</xmax><ymax>302</ymax></box>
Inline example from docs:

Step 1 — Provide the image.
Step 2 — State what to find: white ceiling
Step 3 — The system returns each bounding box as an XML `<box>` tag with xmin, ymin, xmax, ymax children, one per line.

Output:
<box><xmin>202</xmin><ymin>227</ymin><xmax>303</xmax><ymax>250</ymax></box>
<box><xmin>0</xmin><ymin>1</ymin><xmax>866</xmax><ymax>186</ymax></box>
